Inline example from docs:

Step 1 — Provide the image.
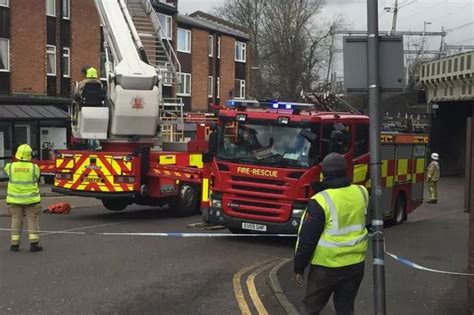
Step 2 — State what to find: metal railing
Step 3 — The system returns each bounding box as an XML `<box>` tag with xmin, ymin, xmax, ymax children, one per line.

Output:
<box><xmin>139</xmin><ymin>0</ymin><xmax>181</xmax><ymax>84</ymax></box>
<box><xmin>159</xmin><ymin>98</ymin><xmax>185</xmax><ymax>142</ymax></box>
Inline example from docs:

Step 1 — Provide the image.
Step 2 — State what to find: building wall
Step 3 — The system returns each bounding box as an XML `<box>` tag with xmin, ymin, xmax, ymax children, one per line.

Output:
<box><xmin>10</xmin><ymin>0</ymin><xmax>46</xmax><ymax>95</ymax></box>
<box><xmin>191</xmin><ymin>28</ymin><xmax>209</xmax><ymax>111</ymax></box>
<box><xmin>469</xmin><ymin>103</ymin><xmax>474</xmax><ymax>313</ymax></box>
<box><xmin>71</xmin><ymin>0</ymin><xmax>101</xmax><ymax>88</ymax></box>
<box><xmin>220</xmin><ymin>35</ymin><xmax>236</xmax><ymax>106</ymax></box>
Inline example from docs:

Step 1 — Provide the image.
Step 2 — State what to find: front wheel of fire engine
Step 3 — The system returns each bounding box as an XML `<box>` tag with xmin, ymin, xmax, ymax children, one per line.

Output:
<box><xmin>392</xmin><ymin>193</ymin><xmax>406</xmax><ymax>225</ymax></box>
<box><xmin>101</xmin><ymin>198</ymin><xmax>128</xmax><ymax>211</ymax></box>
<box><xmin>171</xmin><ymin>184</ymin><xmax>199</xmax><ymax>217</ymax></box>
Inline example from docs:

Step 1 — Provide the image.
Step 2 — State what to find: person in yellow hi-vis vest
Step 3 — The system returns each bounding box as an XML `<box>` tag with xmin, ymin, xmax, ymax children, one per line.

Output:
<box><xmin>294</xmin><ymin>153</ymin><xmax>369</xmax><ymax>314</ymax></box>
<box><xmin>426</xmin><ymin>152</ymin><xmax>440</xmax><ymax>204</ymax></box>
<box><xmin>5</xmin><ymin>144</ymin><xmax>43</xmax><ymax>252</ymax></box>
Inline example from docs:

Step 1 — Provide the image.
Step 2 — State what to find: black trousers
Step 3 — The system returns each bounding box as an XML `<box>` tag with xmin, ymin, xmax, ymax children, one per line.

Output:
<box><xmin>302</xmin><ymin>261</ymin><xmax>365</xmax><ymax>315</ymax></box>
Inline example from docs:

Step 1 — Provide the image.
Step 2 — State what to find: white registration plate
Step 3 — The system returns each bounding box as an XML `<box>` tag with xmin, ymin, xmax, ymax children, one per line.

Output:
<box><xmin>242</xmin><ymin>222</ymin><xmax>267</xmax><ymax>232</ymax></box>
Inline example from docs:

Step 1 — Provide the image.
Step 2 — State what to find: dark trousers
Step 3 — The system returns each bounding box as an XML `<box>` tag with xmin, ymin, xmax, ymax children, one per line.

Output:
<box><xmin>302</xmin><ymin>262</ymin><xmax>365</xmax><ymax>315</ymax></box>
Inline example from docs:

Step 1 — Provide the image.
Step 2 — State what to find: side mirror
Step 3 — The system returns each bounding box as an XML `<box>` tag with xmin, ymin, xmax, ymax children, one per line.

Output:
<box><xmin>300</xmin><ymin>129</ymin><xmax>317</xmax><ymax>143</ymax></box>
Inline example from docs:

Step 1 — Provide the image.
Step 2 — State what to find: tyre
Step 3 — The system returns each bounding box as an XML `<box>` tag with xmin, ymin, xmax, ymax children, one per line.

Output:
<box><xmin>101</xmin><ymin>198</ymin><xmax>129</xmax><ymax>211</ymax></box>
<box><xmin>171</xmin><ymin>184</ymin><xmax>200</xmax><ymax>217</ymax></box>
<box><xmin>43</xmin><ymin>175</ymin><xmax>54</xmax><ymax>185</ymax></box>
<box><xmin>391</xmin><ymin>193</ymin><xmax>406</xmax><ymax>225</ymax></box>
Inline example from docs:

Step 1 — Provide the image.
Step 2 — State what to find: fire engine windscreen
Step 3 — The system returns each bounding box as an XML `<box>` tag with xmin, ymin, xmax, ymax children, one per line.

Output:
<box><xmin>217</xmin><ymin>121</ymin><xmax>320</xmax><ymax>168</ymax></box>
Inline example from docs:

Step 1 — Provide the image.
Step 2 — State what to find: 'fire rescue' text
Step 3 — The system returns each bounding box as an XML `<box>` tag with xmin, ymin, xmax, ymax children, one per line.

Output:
<box><xmin>237</xmin><ymin>167</ymin><xmax>278</xmax><ymax>178</ymax></box>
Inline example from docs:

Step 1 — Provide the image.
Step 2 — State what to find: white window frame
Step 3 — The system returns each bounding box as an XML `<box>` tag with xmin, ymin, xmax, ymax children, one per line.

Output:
<box><xmin>235</xmin><ymin>41</ymin><xmax>246</xmax><ymax>63</ymax></box>
<box><xmin>100</xmin><ymin>52</ymin><xmax>107</xmax><ymax>80</ymax></box>
<box><xmin>0</xmin><ymin>38</ymin><xmax>10</xmax><ymax>72</ymax></box>
<box><xmin>208</xmin><ymin>76</ymin><xmax>213</xmax><ymax>97</ymax></box>
<box><xmin>62</xmin><ymin>47</ymin><xmax>70</xmax><ymax>77</ymax></box>
<box><xmin>217</xmin><ymin>77</ymin><xmax>220</xmax><ymax>98</ymax></box>
<box><xmin>234</xmin><ymin>79</ymin><xmax>245</xmax><ymax>99</ymax></box>
<box><xmin>0</xmin><ymin>0</ymin><xmax>9</xmax><ymax>8</ymax></box>
<box><xmin>208</xmin><ymin>35</ymin><xmax>213</xmax><ymax>57</ymax></box>
<box><xmin>217</xmin><ymin>37</ymin><xmax>221</xmax><ymax>59</ymax></box>
<box><xmin>177</xmin><ymin>73</ymin><xmax>191</xmax><ymax>96</ymax></box>
<box><xmin>46</xmin><ymin>45</ymin><xmax>57</xmax><ymax>76</ymax></box>
<box><xmin>46</xmin><ymin>0</ymin><xmax>56</xmax><ymax>17</ymax></box>
<box><xmin>177</xmin><ymin>28</ymin><xmax>191</xmax><ymax>53</ymax></box>
<box><xmin>157</xmin><ymin>13</ymin><xmax>173</xmax><ymax>40</ymax></box>
<box><xmin>62</xmin><ymin>0</ymin><xmax>70</xmax><ymax>19</ymax></box>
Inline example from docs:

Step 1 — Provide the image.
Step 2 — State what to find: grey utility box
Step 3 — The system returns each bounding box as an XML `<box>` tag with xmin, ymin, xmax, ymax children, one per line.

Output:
<box><xmin>343</xmin><ymin>36</ymin><xmax>405</xmax><ymax>93</ymax></box>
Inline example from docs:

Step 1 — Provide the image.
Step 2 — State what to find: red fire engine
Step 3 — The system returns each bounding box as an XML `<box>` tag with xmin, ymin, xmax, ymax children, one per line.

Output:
<box><xmin>51</xmin><ymin>0</ymin><xmax>212</xmax><ymax>217</ymax></box>
<box><xmin>205</xmin><ymin>94</ymin><xmax>429</xmax><ymax>234</ymax></box>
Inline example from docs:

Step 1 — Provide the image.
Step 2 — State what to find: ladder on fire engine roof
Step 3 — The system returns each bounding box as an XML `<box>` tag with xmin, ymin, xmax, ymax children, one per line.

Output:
<box><xmin>159</xmin><ymin>98</ymin><xmax>185</xmax><ymax>143</ymax></box>
<box><xmin>301</xmin><ymin>91</ymin><xmax>361</xmax><ymax>114</ymax></box>
<box><xmin>125</xmin><ymin>0</ymin><xmax>181</xmax><ymax>85</ymax></box>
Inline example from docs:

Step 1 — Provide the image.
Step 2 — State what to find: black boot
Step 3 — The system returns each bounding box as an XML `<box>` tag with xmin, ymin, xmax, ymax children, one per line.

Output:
<box><xmin>10</xmin><ymin>245</ymin><xmax>19</xmax><ymax>252</ymax></box>
<box><xmin>30</xmin><ymin>243</ymin><xmax>43</xmax><ymax>252</ymax></box>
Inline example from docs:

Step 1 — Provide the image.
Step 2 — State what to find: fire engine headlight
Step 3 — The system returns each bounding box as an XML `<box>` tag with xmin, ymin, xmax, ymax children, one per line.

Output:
<box><xmin>55</xmin><ymin>173</ymin><xmax>72</xmax><ymax>180</ymax></box>
<box><xmin>292</xmin><ymin>209</ymin><xmax>305</xmax><ymax>217</ymax></box>
<box><xmin>236</xmin><ymin>114</ymin><xmax>247</xmax><ymax>122</ymax></box>
<box><xmin>278</xmin><ymin>117</ymin><xmax>290</xmax><ymax>125</ymax></box>
<box><xmin>211</xmin><ymin>198</ymin><xmax>222</xmax><ymax>209</ymax></box>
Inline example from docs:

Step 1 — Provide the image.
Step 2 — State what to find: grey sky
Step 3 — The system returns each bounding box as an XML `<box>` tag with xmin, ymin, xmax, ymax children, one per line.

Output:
<box><xmin>178</xmin><ymin>0</ymin><xmax>474</xmax><ymax>46</ymax></box>
<box><xmin>178</xmin><ymin>0</ymin><xmax>473</xmax><ymax>77</ymax></box>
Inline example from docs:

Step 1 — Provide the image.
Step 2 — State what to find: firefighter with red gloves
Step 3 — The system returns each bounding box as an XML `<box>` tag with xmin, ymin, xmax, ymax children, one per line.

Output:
<box><xmin>5</xmin><ymin>144</ymin><xmax>43</xmax><ymax>252</ymax></box>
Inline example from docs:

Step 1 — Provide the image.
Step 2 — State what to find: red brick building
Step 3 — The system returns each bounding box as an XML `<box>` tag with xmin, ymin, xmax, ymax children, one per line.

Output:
<box><xmin>174</xmin><ymin>11</ymin><xmax>251</xmax><ymax>112</ymax></box>
<box><xmin>0</xmin><ymin>0</ymin><xmax>251</xmax><ymax>174</ymax></box>
<box><xmin>0</xmin><ymin>0</ymin><xmax>101</xmax><ymax>172</ymax></box>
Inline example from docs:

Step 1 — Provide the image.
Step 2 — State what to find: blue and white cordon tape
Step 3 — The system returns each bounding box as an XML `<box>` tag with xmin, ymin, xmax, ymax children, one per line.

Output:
<box><xmin>0</xmin><ymin>227</ymin><xmax>472</xmax><ymax>276</ymax></box>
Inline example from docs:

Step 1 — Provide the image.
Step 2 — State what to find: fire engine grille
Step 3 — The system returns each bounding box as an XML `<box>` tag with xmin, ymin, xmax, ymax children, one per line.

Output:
<box><xmin>227</xmin><ymin>197</ymin><xmax>284</xmax><ymax>219</ymax></box>
<box><xmin>231</xmin><ymin>185</ymin><xmax>283</xmax><ymax>195</ymax></box>
<box><xmin>231</xmin><ymin>176</ymin><xmax>285</xmax><ymax>186</ymax></box>
<box><xmin>225</xmin><ymin>175</ymin><xmax>291</xmax><ymax>222</ymax></box>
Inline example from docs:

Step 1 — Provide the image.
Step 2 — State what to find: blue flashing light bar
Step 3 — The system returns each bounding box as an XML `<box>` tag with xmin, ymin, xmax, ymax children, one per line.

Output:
<box><xmin>225</xmin><ymin>99</ymin><xmax>314</xmax><ymax>110</ymax></box>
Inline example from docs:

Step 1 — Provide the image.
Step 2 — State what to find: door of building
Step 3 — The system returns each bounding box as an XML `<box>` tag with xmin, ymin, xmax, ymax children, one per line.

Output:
<box><xmin>13</xmin><ymin>124</ymin><xmax>31</xmax><ymax>148</ymax></box>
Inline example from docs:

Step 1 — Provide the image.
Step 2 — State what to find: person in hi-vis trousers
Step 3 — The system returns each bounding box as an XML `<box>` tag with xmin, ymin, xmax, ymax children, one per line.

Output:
<box><xmin>5</xmin><ymin>144</ymin><xmax>43</xmax><ymax>252</ymax></box>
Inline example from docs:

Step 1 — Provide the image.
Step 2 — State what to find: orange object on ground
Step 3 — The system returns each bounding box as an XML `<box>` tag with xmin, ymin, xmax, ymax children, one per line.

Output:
<box><xmin>44</xmin><ymin>202</ymin><xmax>71</xmax><ymax>214</ymax></box>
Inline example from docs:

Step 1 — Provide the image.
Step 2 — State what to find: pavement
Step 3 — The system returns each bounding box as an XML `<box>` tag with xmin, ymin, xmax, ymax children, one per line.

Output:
<box><xmin>0</xmin><ymin>200</ymin><xmax>293</xmax><ymax>314</ymax></box>
<box><xmin>0</xmin><ymin>176</ymin><xmax>469</xmax><ymax>314</ymax></box>
<box><xmin>274</xmin><ymin>176</ymin><xmax>470</xmax><ymax>314</ymax></box>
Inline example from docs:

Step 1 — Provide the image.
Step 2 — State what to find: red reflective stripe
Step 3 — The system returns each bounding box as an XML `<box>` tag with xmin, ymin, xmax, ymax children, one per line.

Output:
<box><xmin>116</xmin><ymin>160</ymin><xmax>132</xmax><ymax>174</ymax></box>
<box><xmin>92</xmin><ymin>167</ymin><xmax>116</xmax><ymax>192</ymax></box>
<box><xmin>71</xmin><ymin>168</ymin><xmax>92</xmax><ymax>190</ymax></box>
<box><xmin>99</xmin><ymin>156</ymin><xmax>118</xmax><ymax>176</ymax></box>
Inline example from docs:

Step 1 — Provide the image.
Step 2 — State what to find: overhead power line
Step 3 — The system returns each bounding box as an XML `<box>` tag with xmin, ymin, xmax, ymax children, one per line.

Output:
<box><xmin>446</xmin><ymin>22</ymin><xmax>474</xmax><ymax>32</ymax></box>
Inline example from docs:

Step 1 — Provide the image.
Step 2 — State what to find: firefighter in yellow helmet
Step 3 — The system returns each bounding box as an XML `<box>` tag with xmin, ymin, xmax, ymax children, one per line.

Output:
<box><xmin>5</xmin><ymin>144</ymin><xmax>43</xmax><ymax>252</ymax></box>
<box><xmin>426</xmin><ymin>152</ymin><xmax>440</xmax><ymax>203</ymax></box>
<box><xmin>294</xmin><ymin>153</ymin><xmax>369</xmax><ymax>314</ymax></box>
<box><xmin>76</xmin><ymin>66</ymin><xmax>102</xmax><ymax>98</ymax></box>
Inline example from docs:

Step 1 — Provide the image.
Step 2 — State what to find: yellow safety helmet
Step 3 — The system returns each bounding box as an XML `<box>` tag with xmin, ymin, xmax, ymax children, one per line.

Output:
<box><xmin>15</xmin><ymin>144</ymin><xmax>33</xmax><ymax>161</ymax></box>
<box><xmin>86</xmin><ymin>67</ymin><xmax>98</xmax><ymax>79</ymax></box>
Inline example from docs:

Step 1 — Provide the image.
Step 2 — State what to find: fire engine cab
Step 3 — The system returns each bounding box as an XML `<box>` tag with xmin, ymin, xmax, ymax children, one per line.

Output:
<box><xmin>206</xmin><ymin>94</ymin><xmax>429</xmax><ymax>234</ymax></box>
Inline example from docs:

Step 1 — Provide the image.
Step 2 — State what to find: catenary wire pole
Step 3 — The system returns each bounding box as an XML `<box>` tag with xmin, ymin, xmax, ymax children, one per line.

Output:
<box><xmin>367</xmin><ymin>0</ymin><xmax>387</xmax><ymax>314</ymax></box>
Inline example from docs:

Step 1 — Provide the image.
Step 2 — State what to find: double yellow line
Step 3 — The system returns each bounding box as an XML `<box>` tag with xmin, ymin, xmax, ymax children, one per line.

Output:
<box><xmin>233</xmin><ymin>258</ymin><xmax>282</xmax><ymax>315</ymax></box>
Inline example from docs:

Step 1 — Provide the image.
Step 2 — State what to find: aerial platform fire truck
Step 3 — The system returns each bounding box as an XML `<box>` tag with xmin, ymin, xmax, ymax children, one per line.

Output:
<box><xmin>52</xmin><ymin>0</ymin><xmax>210</xmax><ymax>216</ymax></box>
<box><xmin>205</xmin><ymin>93</ymin><xmax>429</xmax><ymax>234</ymax></box>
